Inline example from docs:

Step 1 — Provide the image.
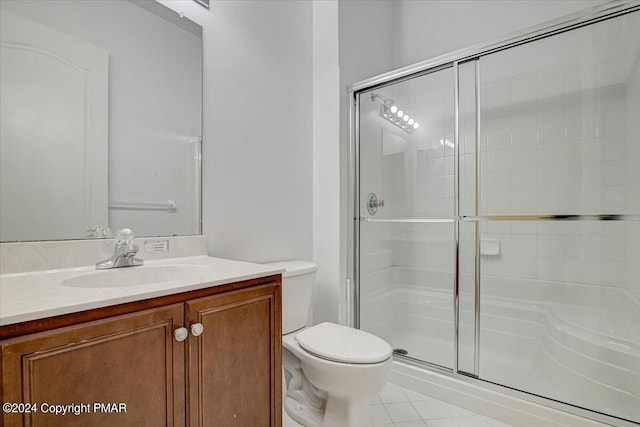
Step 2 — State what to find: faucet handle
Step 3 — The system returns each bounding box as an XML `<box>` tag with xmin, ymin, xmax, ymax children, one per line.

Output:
<box><xmin>114</xmin><ymin>228</ymin><xmax>135</xmax><ymax>246</ymax></box>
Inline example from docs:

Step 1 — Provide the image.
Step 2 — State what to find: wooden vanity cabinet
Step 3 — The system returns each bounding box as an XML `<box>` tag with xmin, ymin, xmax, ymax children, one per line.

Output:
<box><xmin>0</xmin><ymin>276</ymin><xmax>281</xmax><ymax>427</ymax></box>
<box><xmin>1</xmin><ymin>304</ymin><xmax>186</xmax><ymax>427</ymax></box>
<box><xmin>186</xmin><ymin>284</ymin><xmax>280</xmax><ymax>427</ymax></box>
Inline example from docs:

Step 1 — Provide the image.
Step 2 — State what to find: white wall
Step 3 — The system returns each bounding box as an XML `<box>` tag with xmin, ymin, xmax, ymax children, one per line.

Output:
<box><xmin>391</xmin><ymin>0</ymin><xmax>608</xmax><ymax>69</ymax></box>
<box><xmin>161</xmin><ymin>0</ymin><xmax>314</xmax><ymax>264</ymax></box>
<box><xmin>163</xmin><ymin>0</ymin><xmax>339</xmax><ymax>325</ymax></box>
<box><xmin>312</xmin><ymin>1</ymin><xmax>341</xmax><ymax>324</ymax></box>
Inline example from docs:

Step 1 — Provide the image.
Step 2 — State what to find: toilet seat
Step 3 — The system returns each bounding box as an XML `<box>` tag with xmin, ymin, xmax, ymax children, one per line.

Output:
<box><xmin>295</xmin><ymin>322</ymin><xmax>392</xmax><ymax>364</ymax></box>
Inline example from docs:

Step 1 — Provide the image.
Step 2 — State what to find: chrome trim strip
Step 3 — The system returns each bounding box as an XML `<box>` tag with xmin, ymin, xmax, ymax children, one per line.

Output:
<box><xmin>349</xmin><ymin>2</ymin><xmax>639</xmax><ymax>92</ymax></box>
<box><xmin>360</xmin><ymin>217</ymin><xmax>455</xmax><ymax>223</ymax></box>
<box><xmin>360</xmin><ymin>215</ymin><xmax>640</xmax><ymax>222</ymax></box>
<box><xmin>474</xmin><ymin>59</ymin><xmax>481</xmax><ymax>378</ymax></box>
<box><xmin>353</xmin><ymin>92</ymin><xmax>361</xmax><ymax>329</ymax></box>
<box><xmin>352</xmin><ymin>63</ymin><xmax>454</xmax><ymax>97</ymax></box>
<box><xmin>461</xmin><ymin>214</ymin><xmax>640</xmax><ymax>222</ymax></box>
<box><xmin>347</xmin><ymin>95</ymin><xmax>352</xmax><ymax>326</ymax></box>
<box><xmin>197</xmin><ymin>135</ymin><xmax>203</xmax><ymax>234</ymax></box>
<box><xmin>453</xmin><ymin>62</ymin><xmax>460</xmax><ymax>375</ymax></box>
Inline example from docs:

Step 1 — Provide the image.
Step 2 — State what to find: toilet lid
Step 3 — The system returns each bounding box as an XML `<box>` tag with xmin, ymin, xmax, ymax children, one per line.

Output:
<box><xmin>295</xmin><ymin>322</ymin><xmax>392</xmax><ymax>364</ymax></box>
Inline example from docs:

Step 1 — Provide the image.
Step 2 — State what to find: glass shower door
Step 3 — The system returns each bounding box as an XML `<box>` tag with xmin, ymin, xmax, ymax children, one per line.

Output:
<box><xmin>464</xmin><ymin>11</ymin><xmax>640</xmax><ymax>424</ymax></box>
<box><xmin>355</xmin><ymin>6</ymin><xmax>639</xmax><ymax>425</ymax></box>
<box><xmin>357</xmin><ymin>67</ymin><xmax>456</xmax><ymax>369</ymax></box>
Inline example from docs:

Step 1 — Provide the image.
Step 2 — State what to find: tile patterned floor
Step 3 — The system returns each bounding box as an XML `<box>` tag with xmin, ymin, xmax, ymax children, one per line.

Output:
<box><xmin>369</xmin><ymin>383</ymin><xmax>514</xmax><ymax>427</ymax></box>
<box><xmin>284</xmin><ymin>382</ymin><xmax>515</xmax><ymax>427</ymax></box>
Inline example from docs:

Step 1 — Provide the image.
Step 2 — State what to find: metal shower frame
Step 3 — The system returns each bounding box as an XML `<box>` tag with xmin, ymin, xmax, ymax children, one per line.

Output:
<box><xmin>347</xmin><ymin>2</ymin><xmax>640</xmax><ymax>426</ymax></box>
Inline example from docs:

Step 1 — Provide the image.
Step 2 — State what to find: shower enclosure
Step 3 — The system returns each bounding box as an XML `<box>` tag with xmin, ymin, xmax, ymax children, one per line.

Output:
<box><xmin>350</xmin><ymin>4</ymin><xmax>640</xmax><ymax>425</ymax></box>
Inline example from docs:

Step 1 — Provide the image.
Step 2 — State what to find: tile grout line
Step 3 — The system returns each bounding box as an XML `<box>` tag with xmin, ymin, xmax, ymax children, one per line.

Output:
<box><xmin>373</xmin><ymin>383</ymin><xmax>514</xmax><ymax>427</ymax></box>
<box><xmin>380</xmin><ymin>399</ymin><xmax>395</xmax><ymax>426</ymax></box>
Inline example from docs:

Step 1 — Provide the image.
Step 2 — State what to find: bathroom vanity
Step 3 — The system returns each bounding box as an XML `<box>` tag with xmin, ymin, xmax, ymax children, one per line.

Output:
<box><xmin>0</xmin><ymin>253</ymin><xmax>283</xmax><ymax>427</ymax></box>
<box><xmin>0</xmin><ymin>0</ymin><xmax>287</xmax><ymax>423</ymax></box>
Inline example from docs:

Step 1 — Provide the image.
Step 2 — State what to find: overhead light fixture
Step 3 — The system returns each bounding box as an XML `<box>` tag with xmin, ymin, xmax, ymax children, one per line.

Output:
<box><xmin>370</xmin><ymin>93</ymin><xmax>419</xmax><ymax>134</ymax></box>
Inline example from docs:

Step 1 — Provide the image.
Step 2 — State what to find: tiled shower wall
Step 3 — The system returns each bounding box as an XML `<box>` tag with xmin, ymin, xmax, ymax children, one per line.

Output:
<box><xmin>373</xmin><ymin>57</ymin><xmax>640</xmax><ymax>291</ymax></box>
<box><xmin>476</xmin><ymin>56</ymin><xmax>640</xmax><ymax>290</ymax></box>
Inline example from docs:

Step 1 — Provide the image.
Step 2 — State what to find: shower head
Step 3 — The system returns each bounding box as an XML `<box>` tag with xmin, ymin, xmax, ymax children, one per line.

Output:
<box><xmin>370</xmin><ymin>93</ymin><xmax>394</xmax><ymax>108</ymax></box>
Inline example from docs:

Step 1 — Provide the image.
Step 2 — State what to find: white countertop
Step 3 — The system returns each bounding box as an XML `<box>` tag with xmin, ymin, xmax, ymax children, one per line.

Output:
<box><xmin>0</xmin><ymin>255</ymin><xmax>284</xmax><ymax>326</ymax></box>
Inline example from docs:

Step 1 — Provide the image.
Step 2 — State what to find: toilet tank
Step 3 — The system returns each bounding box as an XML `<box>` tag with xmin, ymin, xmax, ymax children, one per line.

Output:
<box><xmin>266</xmin><ymin>260</ymin><xmax>317</xmax><ymax>334</ymax></box>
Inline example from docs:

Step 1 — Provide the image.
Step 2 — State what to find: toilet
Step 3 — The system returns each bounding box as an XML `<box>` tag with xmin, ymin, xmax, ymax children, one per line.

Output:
<box><xmin>266</xmin><ymin>260</ymin><xmax>392</xmax><ymax>427</ymax></box>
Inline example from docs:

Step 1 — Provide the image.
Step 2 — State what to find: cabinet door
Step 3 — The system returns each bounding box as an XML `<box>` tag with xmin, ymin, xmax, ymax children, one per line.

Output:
<box><xmin>186</xmin><ymin>283</ymin><xmax>281</xmax><ymax>427</ymax></box>
<box><xmin>0</xmin><ymin>304</ymin><xmax>185</xmax><ymax>427</ymax></box>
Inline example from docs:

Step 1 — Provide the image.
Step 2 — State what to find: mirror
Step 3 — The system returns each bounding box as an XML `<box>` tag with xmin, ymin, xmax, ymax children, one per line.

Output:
<box><xmin>0</xmin><ymin>0</ymin><xmax>202</xmax><ymax>242</ymax></box>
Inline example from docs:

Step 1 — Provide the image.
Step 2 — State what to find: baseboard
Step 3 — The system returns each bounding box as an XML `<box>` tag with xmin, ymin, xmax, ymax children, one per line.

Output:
<box><xmin>389</xmin><ymin>361</ymin><xmax>634</xmax><ymax>427</ymax></box>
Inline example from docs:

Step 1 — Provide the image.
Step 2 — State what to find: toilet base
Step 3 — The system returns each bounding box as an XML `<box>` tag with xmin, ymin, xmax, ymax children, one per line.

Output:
<box><xmin>321</xmin><ymin>395</ymin><xmax>371</xmax><ymax>427</ymax></box>
<box><xmin>284</xmin><ymin>394</ymin><xmax>324</xmax><ymax>427</ymax></box>
<box><xmin>284</xmin><ymin>393</ymin><xmax>375</xmax><ymax>427</ymax></box>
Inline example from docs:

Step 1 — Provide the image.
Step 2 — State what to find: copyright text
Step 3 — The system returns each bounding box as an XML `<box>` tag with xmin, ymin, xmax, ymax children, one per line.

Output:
<box><xmin>2</xmin><ymin>402</ymin><xmax>127</xmax><ymax>415</ymax></box>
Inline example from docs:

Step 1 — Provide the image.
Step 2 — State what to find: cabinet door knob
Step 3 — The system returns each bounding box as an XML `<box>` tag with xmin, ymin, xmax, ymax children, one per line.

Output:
<box><xmin>190</xmin><ymin>323</ymin><xmax>204</xmax><ymax>337</ymax></box>
<box><xmin>174</xmin><ymin>327</ymin><xmax>189</xmax><ymax>342</ymax></box>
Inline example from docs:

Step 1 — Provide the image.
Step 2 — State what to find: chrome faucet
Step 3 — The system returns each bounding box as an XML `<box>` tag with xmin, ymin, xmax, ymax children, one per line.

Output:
<box><xmin>96</xmin><ymin>228</ymin><xmax>144</xmax><ymax>269</ymax></box>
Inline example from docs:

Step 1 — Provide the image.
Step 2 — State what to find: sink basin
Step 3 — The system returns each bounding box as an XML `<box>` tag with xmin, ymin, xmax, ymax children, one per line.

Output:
<box><xmin>62</xmin><ymin>265</ymin><xmax>215</xmax><ymax>288</ymax></box>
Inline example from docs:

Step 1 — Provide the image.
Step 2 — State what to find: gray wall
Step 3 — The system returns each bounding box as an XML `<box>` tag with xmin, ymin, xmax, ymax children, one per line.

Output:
<box><xmin>163</xmin><ymin>0</ymin><xmax>314</xmax><ymax>264</ymax></box>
